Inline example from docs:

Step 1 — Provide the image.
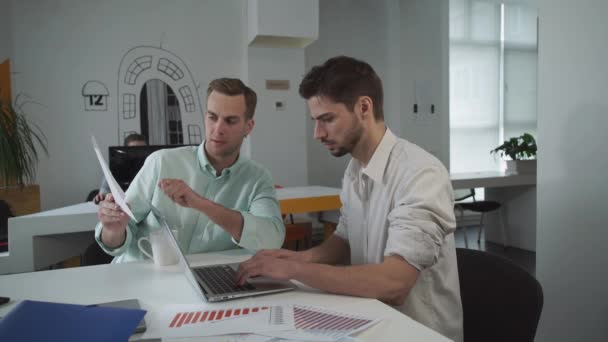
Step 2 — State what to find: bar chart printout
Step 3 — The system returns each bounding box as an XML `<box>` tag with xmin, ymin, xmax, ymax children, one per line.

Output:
<box><xmin>141</xmin><ymin>304</ymin><xmax>294</xmax><ymax>339</ymax></box>
<box><xmin>261</xmin><ymin>305</ymin><xmax>381</xmax><ymax>342</ymax></box>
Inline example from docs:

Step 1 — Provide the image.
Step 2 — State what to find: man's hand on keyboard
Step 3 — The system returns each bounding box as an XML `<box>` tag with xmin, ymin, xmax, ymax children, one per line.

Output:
<box><xmin>236</xmin><ymin>252</ymin><xmax>297</xmax><ymax>286</ymax></box>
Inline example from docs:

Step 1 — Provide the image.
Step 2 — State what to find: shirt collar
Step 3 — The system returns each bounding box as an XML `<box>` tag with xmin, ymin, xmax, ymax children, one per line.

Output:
<box><xmin>360</xmin><ymin>127</ymin><xmax>398</xmax><ymax>184</ymax></box>
<box><xmin>197</xmin><ymin>140</ymin><xmax>244</xmax><ymax>178</ymax></box>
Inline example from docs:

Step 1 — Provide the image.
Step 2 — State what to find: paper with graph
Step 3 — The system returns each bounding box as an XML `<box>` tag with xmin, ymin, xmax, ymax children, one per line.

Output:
<box><xmin>260</xmin><ymin>304</ymin><xmax>380</xmax><ymax>341</ymax></box>
<box><xmin>141</xmin><ymin>303</ymin><xmax>379</xmax><ymax>340</ymax></box>
<box><xmin>141</xmin><ymin>304</ymin><xmax>294</xmax><ymax>339</ymax></box>
<box><xmin>91</xmin><ymin>135</ymin><xmax>135</xmax><ymax>220</ymax></box>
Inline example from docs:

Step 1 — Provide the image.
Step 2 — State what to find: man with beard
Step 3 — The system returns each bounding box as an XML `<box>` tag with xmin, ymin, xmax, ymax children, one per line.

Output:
<box><xmin>95</xmin><ymin>78</ymin><xmax>284</xmax><ymax>263</ymax></box>
<box><xmin>236</xmin><ymin>56</ymin><xmax>463</xmax><ymax>342</ymax></box>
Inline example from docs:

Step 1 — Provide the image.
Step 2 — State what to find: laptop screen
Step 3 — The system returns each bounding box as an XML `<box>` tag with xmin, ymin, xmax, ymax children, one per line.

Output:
<box><xmin>148</xmin><ymin>204</ymin><xmax>208</xmax><ymax>301</ymax></box>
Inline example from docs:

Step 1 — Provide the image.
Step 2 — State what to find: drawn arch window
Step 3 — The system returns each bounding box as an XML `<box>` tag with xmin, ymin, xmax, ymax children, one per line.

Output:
<box><xmin>188</xmin><ymin>124</ymin><xmax>202</xmax><ymax>144</ymax></box>
<box><xmin>157</xmin><ymin>58</ymin><xmax>184</xmax><ymax>81</ymax></box>
<box><xmin>125</xmin><ymin>56</ymin><xmax>152</xmax><ymax>85</ymax></box>
<box><xmin>179</xmin><ymin>85</ymin><xmax>195</xmax><ymax>112</ymax></box>
<box><xmin>123</xmin><ymin>93</ymin><xmax>136</xmax><ymax>119</ymax></box>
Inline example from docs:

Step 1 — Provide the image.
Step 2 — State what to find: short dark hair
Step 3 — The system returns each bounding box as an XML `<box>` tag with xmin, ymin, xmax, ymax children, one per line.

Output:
<box><xmin>123</xmin><ymin>133</ymin><xmax>146</xmax><ymax>146</ymax></box>
<box><xmin>299</xmin><ymin>56</ymin><xmax>384</xmax><ymax>121</ymax></box>
<box><xmin>207</xmin><ymin>78</ymin><xmax>257</xmax><ymax>120</ymax></box>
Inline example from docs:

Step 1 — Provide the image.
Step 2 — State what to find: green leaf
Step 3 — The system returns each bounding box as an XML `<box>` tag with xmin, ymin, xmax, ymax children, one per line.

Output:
<box><xmin>0</xmin><ymin>95</ymin><xmax>49</xmax><ymax>187</ymax></box>
<box><xmin>489</xmin><ymin>133</ymin><xmax>537</xmax><ymax>160</ymax></box>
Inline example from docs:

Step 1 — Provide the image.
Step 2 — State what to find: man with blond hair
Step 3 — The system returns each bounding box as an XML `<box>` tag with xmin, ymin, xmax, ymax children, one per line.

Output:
<box><xmin>95</xmin><ymin>78</ymin><xmax>285</xmax><ymax>262</ymax></box>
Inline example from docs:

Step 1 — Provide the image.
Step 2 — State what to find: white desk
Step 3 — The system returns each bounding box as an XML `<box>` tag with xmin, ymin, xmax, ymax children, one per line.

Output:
<box><xmin>0</xmin><ymin>249</ymin><xmax>451</xmax><ymax>341</ymax></box>
<box><xmin>0</xmin><ymin>173</ymin><xmax>536</xmax><ymax>275</ymax></box>
<box><xmin>450</xmin><ymin>172</ymin><xmax>537</xmax><ymax>251</ymax></box>
<box><xmin>450</xmin><ymin>171</ymin><xmax>536</xmax><ymax>190</ymax></box>
<box><xmin>0</xmin><ymin>187</ymin><xmax>341</xmax><ymax>275</ymax></box>
<box><xmin>0</xmin><ymin>202</ymin><xmax>98</xmax><ymax>275</ymax></box>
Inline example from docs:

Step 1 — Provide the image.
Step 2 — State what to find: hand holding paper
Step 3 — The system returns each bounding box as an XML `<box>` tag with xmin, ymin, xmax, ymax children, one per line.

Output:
<box><xmin>91</xmin><ymin>135</ymin><xmax>136</xmax><ymax>220</ymax></box>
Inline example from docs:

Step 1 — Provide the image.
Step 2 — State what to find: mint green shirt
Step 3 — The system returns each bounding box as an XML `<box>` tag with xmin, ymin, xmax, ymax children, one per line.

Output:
<box><xmin>94</xmin><ymin>143</ymin><xmax>285</xmax><ymax>263</ymax></box>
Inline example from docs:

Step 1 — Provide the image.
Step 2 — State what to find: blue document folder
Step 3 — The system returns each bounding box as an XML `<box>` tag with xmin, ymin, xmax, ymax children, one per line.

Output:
<box><xmin>0</xmin><ymin>300</ymin><xmax>147</xmax><ymax>342</ymax></box>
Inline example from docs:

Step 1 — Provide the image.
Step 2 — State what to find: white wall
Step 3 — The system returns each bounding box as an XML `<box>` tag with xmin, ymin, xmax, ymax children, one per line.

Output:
<box><xmin>249</xmin><ymin>0</ymin><xmax>318</xmax><ymax>45</ymax></box>
<box><xmin>0</xmin><ymin>0</ymin><xmax>11</xmax><ymax>62</ymax></box>
<box><xmin>247</xmin><ymin>46</ymin><xmax>308</xmax><ymax>186</ymax></box>
<box><xmin>400</xmin><ymin>0</ymin><xmax>450</xmax><ymax>166</ymax></box>
<box><xmin>304</xmin><ymin>0</ymin><xmax>400</xmax><ymax>187</ymax></box>
<box><xmin>8</xmin><ymin>0</ymin><xmax>450</xmax><ymax>208</ymax></box>
<box><xmin>536</xmin><ymin>0</ymin><xmax>608</xmax><ymax>341</ymax></box>
<box><xmin>10</xmin><ymin>0</ymin><xmax>246</xmax><ymax>210</ymax></box>
<box><xmin>304</xmin><ymin>0</ymin><xmax>449</xmax><ymax>187</ymax></box>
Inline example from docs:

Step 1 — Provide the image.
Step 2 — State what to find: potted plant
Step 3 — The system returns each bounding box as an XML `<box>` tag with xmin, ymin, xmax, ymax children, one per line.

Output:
<box><xmin>490</xmin><ymin>133</ymin><xmax>537</xmax><ymax>174</ymax></box>
<box><xmin>0</xmin><ymin>93</ymin><xmax>49</xmax><ymax>187</ymax></box>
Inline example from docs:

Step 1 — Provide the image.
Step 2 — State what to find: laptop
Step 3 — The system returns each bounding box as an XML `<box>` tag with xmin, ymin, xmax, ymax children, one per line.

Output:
<box><xmin>149</xmin><ymin>205</ymin><xmax>297</xmax><ymax>302</ymax></box>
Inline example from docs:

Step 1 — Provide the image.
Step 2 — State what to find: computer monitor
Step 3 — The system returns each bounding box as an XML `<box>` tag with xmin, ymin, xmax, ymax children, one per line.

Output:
<box><xmin>109</xmin><ymin>145</ymin><xmax>194</xmax><ymax>190</ymax></box>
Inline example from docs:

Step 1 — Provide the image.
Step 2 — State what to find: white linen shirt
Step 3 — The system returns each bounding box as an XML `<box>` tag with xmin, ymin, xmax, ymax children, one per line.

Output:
<box><xmin>335</xmin><ymin>128</ymin><xmax>463</xmax><ymax>342</ymax></box>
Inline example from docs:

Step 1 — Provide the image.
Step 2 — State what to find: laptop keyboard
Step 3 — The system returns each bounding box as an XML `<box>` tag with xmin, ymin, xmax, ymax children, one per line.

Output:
<box><xmin>194</xmin><ymin>265</ymin><xmax>255</xmax><ymax>294</ymax></box>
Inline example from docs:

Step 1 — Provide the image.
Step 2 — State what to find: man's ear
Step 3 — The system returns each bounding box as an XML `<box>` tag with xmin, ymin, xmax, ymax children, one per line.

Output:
<box><xmin>245</xmin><ymin>119</ymin><xmax>255</xmax><ymax>136</ymax></box>
<box><xmin>358</xmin><ymin>96</ymin><xmax>373</xmax><ymax>120</ymax></box>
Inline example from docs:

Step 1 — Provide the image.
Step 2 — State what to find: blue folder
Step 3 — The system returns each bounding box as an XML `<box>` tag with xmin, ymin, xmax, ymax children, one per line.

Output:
<box><xmin>0</xmin><ymin>300</ymin><xmax>147</xmax><ymax>342</ymax></box>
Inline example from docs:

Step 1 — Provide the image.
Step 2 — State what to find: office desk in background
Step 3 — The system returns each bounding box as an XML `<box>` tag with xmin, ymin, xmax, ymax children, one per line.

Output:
<box><xmin>0</xmin><ymin>186</ymin><xmax>341</xmax><ymax>275</ymax></box>
<box><xmin>317</xmin><ymin>172</ymin><xmax>537</xmax><ymax>252</ymax></box>
<box><xmin>451</xmin><ymin>171</ymin><xmax>536</xmax><ymax>252</ymax></box>
<box><xmin>0</xmin><ymin>249</ymin><xmax>451</xmax><ymax>342</ymax></box>
<box><xmin>0</xmin><ymin>173</ymin><xmax>536</xmax><ymax>275</ymax></box>
<box><xmin>276</xmin><ymin>186</ymin><xmax>341</xmax><ymax>240</ymax></box>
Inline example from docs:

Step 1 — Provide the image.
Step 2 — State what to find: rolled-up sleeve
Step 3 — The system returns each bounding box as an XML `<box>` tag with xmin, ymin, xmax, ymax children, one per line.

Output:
<box><xmin>384</xmin><ymin>166</ymin><xmax>456</xmax><ymax>270</ymax></box>
<box><xmin>234</xmin><ymin>171</ymin><xmax>285</xmax><ymax>251</ymax></box>
<box><xmin>334</xmin><ymin>187</ymin><xmax>349</xmax><ymax>241</ymax></box>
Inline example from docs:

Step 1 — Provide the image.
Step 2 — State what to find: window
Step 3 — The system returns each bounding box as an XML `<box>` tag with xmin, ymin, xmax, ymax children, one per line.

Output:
<box><xmin>179</xmin><ymin>86</ymin><xmax>196</xmax><ymax>112</ymax></box>
<box><xmin>157</xmin><ymin>58</ymin><xmax>184</xmax><ymax>81</ymax></box>
<box><xmin>122</xmin><ymin>93</ymin><xmax>136</xmax><ymax>119</ymax></box>
<box><xmin>125</xmin><ymin>56</ymin><xmax>152</xmax><ymax>85</ymax></box>
<box><xmin>187</xmin><ymin>125</ymin><xmax>202</xmax><ymax>145</ymax></box>
<box><xmin>449</xmin><ymin>0</ymin><xmax>537</xmax><ymax>173</ymax></box>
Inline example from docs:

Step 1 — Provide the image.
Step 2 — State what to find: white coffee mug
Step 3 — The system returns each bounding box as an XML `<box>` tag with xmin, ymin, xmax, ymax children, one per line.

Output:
<box><xmin>137</xmin><ymin>229</ymin><xmax>179</xmax><ymax>266</ymax></box>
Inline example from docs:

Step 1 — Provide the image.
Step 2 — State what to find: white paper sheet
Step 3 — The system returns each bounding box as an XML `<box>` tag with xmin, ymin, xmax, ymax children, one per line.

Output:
<box><xmin>162</xmin><ymin>334</ymin><xmax>275</xmax><ymax>342</ymax></box>
<box><xmin>91</xmin><ymin>135</ymin><xmax>136</xmax><ymax>220</ymax></box>
<box><xmin>141</xmin><ymin>304</ymin><xmax>295</xmax><ymax>339</ymax></box>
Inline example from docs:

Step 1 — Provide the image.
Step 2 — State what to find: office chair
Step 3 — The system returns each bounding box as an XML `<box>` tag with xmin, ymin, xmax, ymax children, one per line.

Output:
<box><xmin>456</xmin><ymin>248</ymin><xmax>543</xmax><ymax>342</ymax></box>
<box><xmin>86</xmin><ymin>189</ymin><xmax>100</xmax><ymax>202</ymax></box>
<box><xmin>275</xmin><ymin>185</ymin><xmax>312</xmax><ymax>251</ymax></box>
<box><xmin>282</xmin><ymin>223</ymin><xmax>313</xmax><ymax>251</ymax></box>
<box><xmin>454</xmin><ymin>189</ymin><xmax>507</xmax><ymax>248</ymax></box>
<box><xmin>81</xmin><ymin>241</ymin><xmax>113</xmax><ymax>266</ymax></box>
<box><xmin>81</xmin><ymin>191</ymin><xmax>114</xmax><ymax>266</ymax></box>
<box><xmin>0</xmin><ymin>200</ymin><xmax>14</xmax><ymax>253</ymax></box>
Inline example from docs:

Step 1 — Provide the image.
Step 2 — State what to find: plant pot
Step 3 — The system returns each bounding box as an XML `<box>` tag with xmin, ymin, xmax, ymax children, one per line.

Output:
<box><xmin>0</xmin><ymin>184</ymin><xmax>41</xmax><ymax>216</ymax></box>
<box><xmin>506</xmin><ymin>160</ymin><xmax>537</xmax><ymax>175</ymax></box>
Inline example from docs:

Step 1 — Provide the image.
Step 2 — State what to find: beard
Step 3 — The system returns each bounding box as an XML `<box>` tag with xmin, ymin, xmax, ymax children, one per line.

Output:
<box><xmin>323</xmin><ymin>120</ymin><xmax>364</xmax><ymax>157</ymax></box>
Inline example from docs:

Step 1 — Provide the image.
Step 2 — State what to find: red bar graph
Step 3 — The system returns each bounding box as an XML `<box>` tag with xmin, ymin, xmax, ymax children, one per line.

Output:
<box><xmin>184</xmin><ymin>312</ymin><xmax>194</xmax><ymax>324</ymax></box>
<box><xmin>192</xmin><ymin>311</ymin><xmax>201</xmax><ymax>323</ymax></box>
<box><xmin>293</xmin><ymin>306</ymin><xmax>373</xmax><ymax>332</ymax></box>
<box><xmin>169</xmin><ymin>312</ymin><xmax>181</xmax><ymax>328</ymax></box>
<box><xmin>168</xmin><ymin>306</ymin><xmax>270</xmax><ymax>328</ymax></box>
